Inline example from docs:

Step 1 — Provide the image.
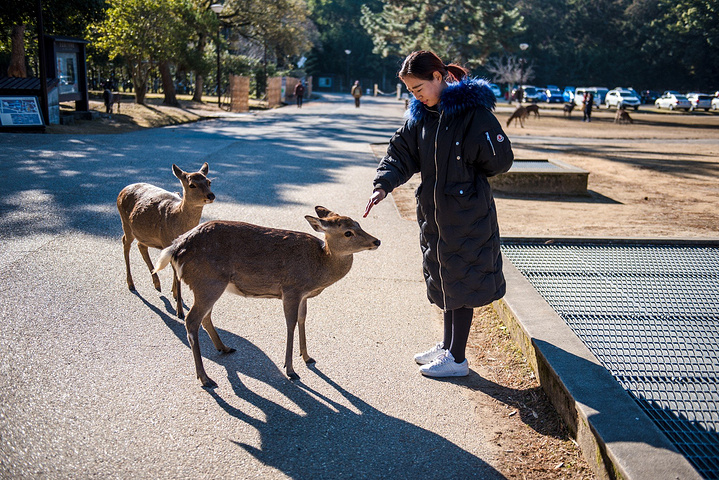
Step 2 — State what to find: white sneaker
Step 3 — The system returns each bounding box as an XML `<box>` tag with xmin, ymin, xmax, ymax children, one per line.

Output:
<box><xmin>414</xmin><ymin>342</ymin><xmax>446</xmax><ymax>365</ymax></box>
<box><xmin>419</xmin><ymin>350</ymin><xmax>469</xmax><ymax>377</ymax></box>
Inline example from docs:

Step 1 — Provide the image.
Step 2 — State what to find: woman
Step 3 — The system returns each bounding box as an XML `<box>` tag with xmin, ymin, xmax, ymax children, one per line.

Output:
<box><xmin>363</xmin><ymin>51</ymin><xmax>513</xmax><ymax>378</ymax></box>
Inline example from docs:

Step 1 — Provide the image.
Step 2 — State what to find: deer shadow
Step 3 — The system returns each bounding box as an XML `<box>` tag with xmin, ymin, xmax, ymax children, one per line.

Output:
<box><xmin>141</xmin><ymin>292</ymin><xmax>507</xmax><ymax>479</ymax></box>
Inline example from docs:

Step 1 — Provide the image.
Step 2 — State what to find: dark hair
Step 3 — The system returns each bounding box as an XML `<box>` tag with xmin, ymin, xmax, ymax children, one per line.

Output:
<box><xmin>398</xmin><ymin>51</ymin><xmax>469</xmax><ymax>82</ymax></box>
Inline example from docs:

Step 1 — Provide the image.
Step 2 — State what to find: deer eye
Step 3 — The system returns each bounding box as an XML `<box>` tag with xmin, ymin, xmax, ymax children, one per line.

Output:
<box><xmin>344</xmin><ymin>231</ymin><xmax>353</xmax><ymax>237</ymax></box>
<box><xmin>189</xmin><ymin>184</ymin><xmax>196</xmax><ymax>188</ymax></box>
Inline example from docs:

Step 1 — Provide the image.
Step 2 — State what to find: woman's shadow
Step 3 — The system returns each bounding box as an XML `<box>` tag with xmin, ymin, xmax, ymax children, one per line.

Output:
<box><xmin>142</xmin><ymin>292</ymin><xmax>507</xmax><ymax>479</ymax></box>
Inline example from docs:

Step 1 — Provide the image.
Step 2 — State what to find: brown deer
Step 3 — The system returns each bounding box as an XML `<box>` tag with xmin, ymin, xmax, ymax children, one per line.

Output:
<box><xmin>117</xmin><ymin>163</ymin><xmax>214</xmax><ymax>319</ymax></box>
<box><xmin>563</xmin><ymin>103</ymin><xmax>575</xmax><ymax>117</ymax></box>
<box><xmin>506</xmin><ymin>105</ymin><xmax>528</xmax><ymax>128</ymax></box>
<box><xmin>525</xmin><ymin>104</ymin><xmax>540</xmax><ymax>118</ymax></box>
<box><xmin>615</xmin><ymin>107</ymin><xmax>633</xmax><ymax>124</ymax></box>
<box><xmin>152</xmin><ymin>206</ymin><xmax>381</xmax><ymax>387</ymax></box>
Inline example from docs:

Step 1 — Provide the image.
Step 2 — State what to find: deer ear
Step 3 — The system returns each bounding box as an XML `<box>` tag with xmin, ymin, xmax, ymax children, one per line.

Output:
<box><xmin>199</xmin><ymin>162</ymin><xmax>209</xmax><ymax>175</ymax></box>
<box><xmin>315</xmin><ymin>206</ymin><xmax>334</xmax><ymax>218</ymax></box>
<box><xmin>172</xmin><ymin>164</ymin><xmax>185</xmax><ymax>180</ymax></box>
<box><xmin>305</xmin><ymin>215</ymin><xmax>325</xmax><ymax>232</ymax></box>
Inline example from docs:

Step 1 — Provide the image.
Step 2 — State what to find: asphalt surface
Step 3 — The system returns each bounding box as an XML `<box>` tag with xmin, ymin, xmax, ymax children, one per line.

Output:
<box><xmin>0</xmin><ymin>94</ymin><xmax>506</xmax><ymax>478</ymax></box>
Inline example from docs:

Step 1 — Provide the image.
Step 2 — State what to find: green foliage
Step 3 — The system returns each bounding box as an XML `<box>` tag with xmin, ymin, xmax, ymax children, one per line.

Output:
<box><xmin>510</xmin><ymin>0</ymin><xmax>718</xmax><ymax>91</ymax></box>
<box><xmin>360</xmin><ymin>0</ymin><xmax>524</xmax><ymax>67</ymax></box>
<box><xmin>90</xmin><ymin>0</ymin><xmax>197</xmax><ymax>102</ymax></box>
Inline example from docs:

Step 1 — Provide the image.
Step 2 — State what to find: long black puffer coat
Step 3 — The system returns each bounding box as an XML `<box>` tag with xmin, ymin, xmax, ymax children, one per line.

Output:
<box><xmin>373</xmin><ymin>78</ymin><xmax>513</xmax><ymax>310</ymax></box>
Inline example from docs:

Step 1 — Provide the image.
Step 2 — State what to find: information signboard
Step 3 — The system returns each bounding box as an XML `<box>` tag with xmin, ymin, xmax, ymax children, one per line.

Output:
<box><xmin>0</xmin><ymin>96</ymin><xmax>44</xmax><ymax>126</ymax></box>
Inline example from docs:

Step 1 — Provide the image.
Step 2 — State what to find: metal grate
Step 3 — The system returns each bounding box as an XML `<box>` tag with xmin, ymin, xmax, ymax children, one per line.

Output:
<box><xmin>501</xmin><ymin>240</ymin><xmax>719</xmax><ymax>479</ymax></box>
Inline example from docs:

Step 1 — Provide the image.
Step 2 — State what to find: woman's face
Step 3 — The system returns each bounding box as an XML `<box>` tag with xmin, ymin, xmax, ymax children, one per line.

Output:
<box><xmin>402</xmin><ymin>71</ymin><xmax>445</xmax><ymax>107</ymax></box>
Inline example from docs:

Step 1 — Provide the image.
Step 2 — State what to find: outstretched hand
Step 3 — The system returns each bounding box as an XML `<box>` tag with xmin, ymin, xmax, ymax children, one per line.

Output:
<box><xmin>363</xmin><ymin>189</ymin><xmax>386</xmax><ymax>217</ymax></box>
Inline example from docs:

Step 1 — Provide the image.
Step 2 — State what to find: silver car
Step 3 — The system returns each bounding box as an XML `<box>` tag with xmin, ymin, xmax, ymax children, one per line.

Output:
<box><xmin>686</xmin><ymin>93</ymin><xmax>712</xmax><ymax>111</ymax></box>
<box><xmin>605</xmin><ymin>89</ymin><xmax>641</xmax><ymax>110</ymax></box>
<box><xmin>655</xmin><ymin>93</ymin><xmax>691</xmax><ymax>111</ymax></box>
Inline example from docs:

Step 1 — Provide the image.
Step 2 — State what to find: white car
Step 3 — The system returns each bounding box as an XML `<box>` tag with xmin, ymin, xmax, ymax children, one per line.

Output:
<box><xmin>605</xmin><ymin>89</ymin><xmax>641</xmax><ymax>110</ymax></box>
<box><xmin>685</xmin><ymin>93</ymin><xmax>712</xmax><ymax>111</ymax></box>
<box><xmin>713</xmin><ymin>97</ymin><xmax>719</xmax><ymax>110</ymax></box>
<box><xmin>655</xmin><ymin>93</ymin><xmax>691</xmax><ymax>111</ymax></box>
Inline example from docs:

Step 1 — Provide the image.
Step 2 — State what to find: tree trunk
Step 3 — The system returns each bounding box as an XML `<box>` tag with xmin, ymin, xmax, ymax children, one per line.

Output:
<box><xmin>8</xmin><ymin>24</ymin><xmax>27</xmax><ymax>77</ymax></box>
<box><xmin>193</xmin><ymin>75</ymin><xmax>204</xmax><ymax>102</ymax></box>
<box><xmin>130</xmin><ymin>61</ymin><xmax>149</xmax><ymax>105</ymax></box>
<box><xmin>191</xmin><ymin>33</ymin><xmax>206</xmax><ymax>102</ymax></box>
<box><xmin>159</xmin><ymin>61</ymin><xmax>179</xmax><ymax>106</ymax></box>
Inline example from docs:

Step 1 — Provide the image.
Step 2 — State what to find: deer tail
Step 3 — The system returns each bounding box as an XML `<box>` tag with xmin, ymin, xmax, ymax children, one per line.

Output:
<box><xmin>153</xmin><ymin>244</ymin><xmax>176</xmax><ymax>276</ymax></box>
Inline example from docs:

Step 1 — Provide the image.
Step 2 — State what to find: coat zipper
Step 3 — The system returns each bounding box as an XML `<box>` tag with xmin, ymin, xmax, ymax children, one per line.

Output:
<box><xmin>485</xmin><ymin>131</ymin><xmax>496</xmax><ymax>156</ymax></box>
<box><xmin>433</xmin><ymin>112</ymin><xmax>448</xmax><ymax>312</ymax></box>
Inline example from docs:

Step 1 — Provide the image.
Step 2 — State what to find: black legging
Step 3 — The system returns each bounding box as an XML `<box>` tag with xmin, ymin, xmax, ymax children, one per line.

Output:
<box><xmin>442</xmin><ymin>307</ymin><xmax>474</xmax><ymax>363</ymax></box>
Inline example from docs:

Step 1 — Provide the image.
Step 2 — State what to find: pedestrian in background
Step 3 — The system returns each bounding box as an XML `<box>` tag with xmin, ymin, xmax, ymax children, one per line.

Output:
<box><xmin>351</xmin><ymin>80</ymin><xmax>362</xmax><ymax>108</ymax></box>
<box><xmin>294</xmin><ymin>81</ymin><xmax>305</xmax><ymax>108</ymax></box>
<box><xmin>363</xmin><ymin>50</ymin><xmax>513</xmax><ymax>378</ymax></box>
<box><xmin>583</xmin><ymin>92</ymin><xmax>594</xmax><ymax>122</ymax></box>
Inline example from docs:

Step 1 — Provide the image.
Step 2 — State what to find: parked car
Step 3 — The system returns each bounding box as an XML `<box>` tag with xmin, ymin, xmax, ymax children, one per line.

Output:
<box><xmin>489</xmin><ymin>83</ymin><xmax>502</xmax><ymax>100</ymax></box>
<box><xmin>604</xmin><ymin>89</ymin><xmax>641</xmax><ymax>110</ymax></box>
<box><xmin>655</xmin><ymin>93</ymin><xmax>691</xmax><ymax>111</ymax></box>
<box><xmin>512</xmin><ymin>85</ymin><xmax>543</xmax><ymax>103</ymax></box>
<box><xmin>563</xmin><ymin>86</ymin><xmax>575</xmax><ymax>103</ymax></box>
<box><xmin>592</xmin><ymin>87</ymin><xmax>609</xmax><ymax>106</ymax></box>
<box><xmin>574</xmin><ymin>87</ymin><xmax>606</xmax><ymax>109</ymax></box>
<box><xmin>544</xmin><ymin>86</ymin><xmax>563</xmax><ymax>103</ymax></box>
<box><xmin>712</xmin><ymin>96</ymin><xmax>719</xmax><ymax>111</ymax></box>
<box><xmin>641</xmin><ymin>90</ymin><xmax>660</xmax><ymax>104</ymax></box>
<box><xmin>685</xmin><ymin>93</ymin><xmax>712</xmax><ymax>111</ymax></box>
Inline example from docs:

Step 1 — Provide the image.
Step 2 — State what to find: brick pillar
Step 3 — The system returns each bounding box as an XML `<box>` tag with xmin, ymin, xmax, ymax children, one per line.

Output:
<box><xmin>229</xmin><ymin>75</ymin><xmax>250</xmax><ymax>113</ymax></box>
<box><xmin>267</xmin><ymin>77</ymin><xmax>282</xmax><ymax>108</ymax></box>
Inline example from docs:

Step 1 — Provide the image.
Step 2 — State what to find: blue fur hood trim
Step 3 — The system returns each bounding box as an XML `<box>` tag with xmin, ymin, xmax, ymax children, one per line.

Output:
<box><xmin>405</xmin><ymin>77</ymin><xmax>496</xmax><ymax>127</ymax></box>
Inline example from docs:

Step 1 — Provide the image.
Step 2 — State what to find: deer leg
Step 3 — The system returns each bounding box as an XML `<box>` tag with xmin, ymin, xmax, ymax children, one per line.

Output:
<box><xmin>201</xmin><ymin>312</ymin><xmax>235</xmax><ymax>354</ymax></box>
<box><xmin>185</xmin><ymin>283</ymin><xmax>225</xmax><ymax>388</ymax></box>
<box><xmin>282</xmin><ymin>295</ymin><xmax>301</xmax><ymax>380</ymax></box>
<box><xmin>296</xmin><ymin>297</ymin><xmax>315</xmax><ymax>365</ymax></box>
<box><xmin>121</xmin><ymin>233</ymin><xmax>136</xmax><ymax>291</ymax></box>
<box><xmin>171</xmin><ymin>267</ymin><xmax>184</xmax><ymax>319</ymax></box>
<box><xmin>137</xmin><ymin>243</ymin><xmax>161</xmax><ymax>291</ymax></box>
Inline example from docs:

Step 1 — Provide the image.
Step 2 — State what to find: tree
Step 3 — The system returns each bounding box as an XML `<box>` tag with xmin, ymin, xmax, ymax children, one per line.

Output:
<box><xmin>1</xmin><ymin>0</ymin><xmax>105</xmax><ymax>78</ymax></box>
<box><xmin>91</xmin><ymin>0</ymin><xmax>195</xmax><ymax>105</ymax></box>
<box><xmin>360</xmin><ymin>0</ymin><xmax>524</xmax><ymax>68</ymax></box>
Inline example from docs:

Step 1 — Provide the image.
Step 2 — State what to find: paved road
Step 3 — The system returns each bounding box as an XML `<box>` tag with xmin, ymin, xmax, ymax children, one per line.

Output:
<box><xmin>0</xmin><ymin>94</ymin><xmax>505</xmax><ymax>478</ymax></box>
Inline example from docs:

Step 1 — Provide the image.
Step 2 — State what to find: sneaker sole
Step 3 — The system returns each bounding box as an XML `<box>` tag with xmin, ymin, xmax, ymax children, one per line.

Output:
<box><xmin>419</xmin><ymin>368</ymin><xmax>469</xmax><ymax>378</ymax></box>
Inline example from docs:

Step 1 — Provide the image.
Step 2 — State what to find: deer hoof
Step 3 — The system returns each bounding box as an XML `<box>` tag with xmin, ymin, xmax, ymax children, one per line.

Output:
<box><xmin>304</xmin><ymin>357</ymin><xmax>316</xmax><ymax>365</ymax></box>
<box><xmin>177</xmin><ymin>308</ymin><xmax>185</xmax><ymax>320</ymax></box>
<box><xmin>200</xmin><ymin>377</ymin><xmax>218</xmax><ymax>389</ymax></box>
<box><xmin>287</xmin><ymin>372</ymin><xmax>300</xmax><ymax>381</ymax></box>
<box><xmin>220</xmin><ymin>347</ymin><xmax>236</xmax><ymax>354</ymax></box>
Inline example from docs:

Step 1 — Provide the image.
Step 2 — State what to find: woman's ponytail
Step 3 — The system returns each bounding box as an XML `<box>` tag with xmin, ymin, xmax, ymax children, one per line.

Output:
<box><xmin>445</xmin><ymin>63</ymin><xmax>469</xmax><ymax>82</ymax></box>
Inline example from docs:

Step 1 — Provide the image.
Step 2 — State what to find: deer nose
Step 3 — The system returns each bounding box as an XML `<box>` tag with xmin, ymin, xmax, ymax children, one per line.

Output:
<box><xmin>373</xmin><ymin>239</ymin><xmax>381</xmax><ymax>247</ymax></box>
<box><xmin>207</xmin><ymin>193</ymin><xmax>215</xmax><ymax>201</ymax></box>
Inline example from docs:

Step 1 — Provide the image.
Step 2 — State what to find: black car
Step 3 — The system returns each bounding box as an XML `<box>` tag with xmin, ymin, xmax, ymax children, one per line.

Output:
<box><xmin>641</xmin><ymin>90</ymin><xmax>660</xmax><ymax>104</ymax></box>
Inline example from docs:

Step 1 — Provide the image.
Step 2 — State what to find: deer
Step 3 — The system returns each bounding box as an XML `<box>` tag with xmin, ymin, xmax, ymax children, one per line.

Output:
<box><xmin>506</xmin><ymin>105</ymin><xmax>528</xmax><ymax>128</ymax></box>
<box><xmin>117</xmin><ymin>163</ymin><xmax>215</xmax><ymax>319</ymax></box>
<box><xmin>152</xmin><ymin>206</ymin><xmax>381</xmax><ymax>388</ymax></box>
<box><xmin>615</xmin><ymin>107</ymin><xmax>634</xmax><ymax>124</ymax></box>
<box><xmin>103</xmin><ymin>89</ymin><xmax>121</xmax><ymax>113</ymax></box>
<box><xmin>563</xmin><ymin>103</ymin><xmax>575</xmax><ymax>117</ymax></box>
<box><xmin>525</xmin><ymin>104</ymin><xmax>540</xmax><ymax>118</ymax></box>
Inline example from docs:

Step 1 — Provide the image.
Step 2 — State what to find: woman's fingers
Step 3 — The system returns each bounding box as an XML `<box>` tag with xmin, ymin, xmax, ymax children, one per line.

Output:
<box><xmin>363</xmin><ymin>189</ymin><xmax>386</xmax><ymax>217</ymax></box>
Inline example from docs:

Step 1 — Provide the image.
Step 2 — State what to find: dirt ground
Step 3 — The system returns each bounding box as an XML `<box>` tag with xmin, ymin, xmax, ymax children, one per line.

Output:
<box><xmin>53</xmin><ymin>98</ymin><xmax>717</xmax><ymax>479</ymax></box>
<box><xmin>378</xmin><ymin>105</ymin><xmax>718</xmax><ymax>479</ymax></box>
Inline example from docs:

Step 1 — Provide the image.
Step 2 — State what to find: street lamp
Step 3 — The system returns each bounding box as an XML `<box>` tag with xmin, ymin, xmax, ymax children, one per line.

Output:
<box><xmin>519</xmin><ymin>43</ymin><xmax>529</xmax><ymax>86</ymax></box>
<box><xmin>210</xmin><ymin>3</ymin><xmax>224</xmax><ymax>107</ymax></box>
<box><xmin>344</xmin><ymin>49</ymin><xmax>351</xmax><ymax>91</ymax></box>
